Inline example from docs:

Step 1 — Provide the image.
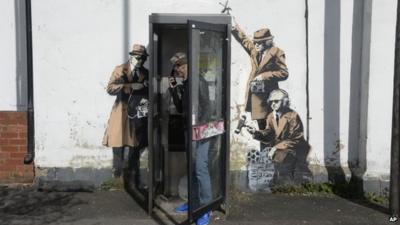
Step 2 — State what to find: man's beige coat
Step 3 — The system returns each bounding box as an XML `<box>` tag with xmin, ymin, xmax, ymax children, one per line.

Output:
<box><xmin>232</xmin><ymin>25</ymin><xmax>289</xmax><ymax>120</ymax></box>
<box><xmin>102</xmin><ymin>62</ymin><xmax>147</xmax><ymax>148</ymax></box>
<box><xmin>254</xmin><ymin>109</ymin><xmax>307</xmax><ymax>163</ymax></box>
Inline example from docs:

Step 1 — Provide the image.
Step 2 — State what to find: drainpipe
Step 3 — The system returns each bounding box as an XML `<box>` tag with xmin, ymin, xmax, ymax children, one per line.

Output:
<box><xmin>390</xmin><ymin>0</ymin><xmax>400</xmax><ymax>219</ymax></box>
<box><xmin>24</xmin><ymin>0</ymin><xmax>34</xmax><ymax>164</ymax></box>
<box><xmin>304</xmin><ymin>0</ymin><xmax>310</xmax><ymax>142</ymax></box>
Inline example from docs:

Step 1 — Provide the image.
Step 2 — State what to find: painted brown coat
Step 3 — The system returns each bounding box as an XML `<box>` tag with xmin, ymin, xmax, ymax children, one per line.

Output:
<box><xmin>102</xmin><ymin>61</ymin><xmax>148</xmax><ymax>148</ymax></box>
<box><xmin>253</xmin><ymin>109</ymin><xmax>306</xmax><ymax>163</ymax></box>
<box><xmin>232</xmin><ymin>25</ymin><xmax>289</xmax><ymax>120</ymax></box>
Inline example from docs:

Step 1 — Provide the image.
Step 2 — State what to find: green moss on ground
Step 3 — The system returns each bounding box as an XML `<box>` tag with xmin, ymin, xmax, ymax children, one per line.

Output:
<box><xmin>99</xmin><ymin>178</ymin><xmax>124</xmax><ymax>191</ymax></box>
<box><xmin>270</xmin><ymin>182</ymin><xmax>388</xmax><ymax>207</ymax></box>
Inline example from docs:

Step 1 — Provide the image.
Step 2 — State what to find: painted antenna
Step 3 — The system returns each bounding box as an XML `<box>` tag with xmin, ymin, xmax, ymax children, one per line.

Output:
<box><xmin>219</xmin><ymin>0</ymin><xmax>232</xmax><ymax>15</ymax></box>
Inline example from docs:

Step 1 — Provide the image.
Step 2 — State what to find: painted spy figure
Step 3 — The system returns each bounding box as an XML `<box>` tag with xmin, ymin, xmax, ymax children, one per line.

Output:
<box><xmin>102</xmin><ymin>44</ymin><xmax>149</xmax><ymax>189</ymax></box>
<box><xmin>231</xmin><ymin>20</ymin><xmax>288</xmax><ymax>131</ymax></box>
<box><xmin>247</xmin><ymin>89</ymin><xmax>308</xmax><ymax>185</ymax></box>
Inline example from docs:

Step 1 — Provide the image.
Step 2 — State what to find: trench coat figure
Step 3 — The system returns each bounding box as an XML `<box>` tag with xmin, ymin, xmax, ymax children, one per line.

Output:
<box><xmin>102</xmin><ymin>62</ymin><xmax>148</xmax><ymax>148</ymax></box>
<box><xmin>232</xmin><ymin>25</ymin><xmax>289</xmax><ymax>120</ymax></box>
<box><xmin>253</xmin><ymin>109</ymin><xmax>307</xmax><ymax>164</ymax></box>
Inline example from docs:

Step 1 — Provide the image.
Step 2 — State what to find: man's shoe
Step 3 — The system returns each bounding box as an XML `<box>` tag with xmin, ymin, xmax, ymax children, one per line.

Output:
<box><xmin>196</xmin><ymin>211</ymin><xmax>211</xmax><ymax>225</ymax></box>
<box><xmin>174</xmin><ymin>203</ymin><xmax>188</xmax><ymax>213</ymax></box>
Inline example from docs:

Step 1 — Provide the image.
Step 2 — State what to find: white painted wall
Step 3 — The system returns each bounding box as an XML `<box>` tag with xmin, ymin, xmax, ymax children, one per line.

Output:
<box><xmin>31</xmin><ymin>0</ymin><xmax>126</xmax><ymax>168</ymax></box>
<box><xmin>0</xmin><ymin>0</ymin><xmax>397</xmax><ymax>182</ymax></box>
<box><xmin>364</xmin><ymin>0</ymin><xmax>397</xmax><ymax>177</ymax></box>
<box><xmin>339</xmin><ymin>0</ymin><xmax>354</xmax><ymax>167</ymax></box>
<box><xmin>307</xmin><ymin>0</ymin><xmax>325</xmax><ymax>168</ymax></box>
<box><xmin>307</xmin><ymin>0</ymin><xmax>397</xmax><ymax>181</ymax></box>
<box><xmin>308</xmin><ymin>0</ymin><xmax>353</xmax><ymax>170</ymax></box>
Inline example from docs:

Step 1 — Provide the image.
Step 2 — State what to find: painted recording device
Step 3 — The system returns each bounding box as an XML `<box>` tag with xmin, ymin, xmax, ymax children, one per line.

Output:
<box><xmin>234</xmin><ymin>115</ymin><xmax>247</xmax><ymax>134</ymax></box>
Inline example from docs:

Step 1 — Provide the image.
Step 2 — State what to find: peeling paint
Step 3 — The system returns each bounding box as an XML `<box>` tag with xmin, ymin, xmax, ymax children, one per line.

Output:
<box><xmin>333</xmin><ymin>139</ymin><xmax>345</xmax><ymax>154</ymax></box>
<box><xmin>230</xmin><ymin>102</ymin><xmax>244</xmax><ymax>122</ymax></box>
<box><xmin>35</xmin><ymin>167</ymin><xmax>50</xmax><ymax>177</ymax></box>
<box><xmin>230</xmin><ymin>135</ymin><xmax>255</xmax><ymax>170</ymax></box>
<box><xmin>69</xmin><ymin>155</ymin><xmax>111</xmax><ymax>169</ymax></box>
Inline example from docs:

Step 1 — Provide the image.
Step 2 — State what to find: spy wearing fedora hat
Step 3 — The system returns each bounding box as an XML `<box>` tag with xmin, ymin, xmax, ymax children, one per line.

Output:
<box><xmin>232</xmin><ymin>21</ymin><xmax>288</xmax><ymax>133</ymax></box>
<box><xmin>103</xmin><ymin>44</ymin><xmax>149</xmax><ymax>189</ymax></box>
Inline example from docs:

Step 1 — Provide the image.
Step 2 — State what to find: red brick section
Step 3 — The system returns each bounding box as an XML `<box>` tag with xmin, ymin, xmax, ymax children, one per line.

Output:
<box><xmin>0</xmin><ymin>111</ymin><xmax>34</xmax><ymax>183</ymax></box>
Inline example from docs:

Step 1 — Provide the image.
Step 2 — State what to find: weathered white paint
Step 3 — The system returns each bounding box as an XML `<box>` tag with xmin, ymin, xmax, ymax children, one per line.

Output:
<box><xmin>0</xmin><ymin>0</ymin><xmax>397</xmax><ymax>187</ymax></box>
<box><xmin>307</xmin><ymin>0</ymin><xmax>325</xmax><ymax>168</ymax></box>
<box><xmin>0</xmin><ymin>0</ymin><xmax>17</xmax><ymax>111</ymax></box>
<box><xmin>364</xmin><ymin>0</ymin><xmax>396</xmax><ymax>177</ymax></box>
<box><xmin>31</xmin><ymin>0</ymin><xmax>127</xmax><ymax>168</ymax></box>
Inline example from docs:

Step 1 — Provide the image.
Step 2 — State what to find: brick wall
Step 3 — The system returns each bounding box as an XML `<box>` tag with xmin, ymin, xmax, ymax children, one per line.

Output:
<box><xmin>0</xmin><ymin>111</ymin><xmax>34</xmax><ymax>183</ymax></box>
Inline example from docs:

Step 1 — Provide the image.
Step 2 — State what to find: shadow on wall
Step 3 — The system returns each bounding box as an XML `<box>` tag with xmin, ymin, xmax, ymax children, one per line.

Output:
<box><xmin>323</xmin><ymin>0</ymin><xmax>346</xmax><ymax>185</ymax></box>
<box><xmin>14</xmin><ymin>0</ymin><xmax>28</xmax><ymax>111</ymax></box>
<box><xmin>123</xmin><ymin>0</ymin><xmax>130</xmax><ymax>61</ymax></box>
<box><xmin>323</xmin><ymin>0</ymin><xmax>375</xmax><ymax>198</ymax></box>
<box><xmin>347</xmin><ymin>0</ymin><xmax>372</xmax><ymax>198</ymax></box>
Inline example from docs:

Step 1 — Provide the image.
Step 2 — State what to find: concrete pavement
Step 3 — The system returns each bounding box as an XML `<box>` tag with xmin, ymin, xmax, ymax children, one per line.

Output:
<box><xmin>0</xmin><ymin>185</ymin><xmax>395</xmax><ymax>225</ymax></box>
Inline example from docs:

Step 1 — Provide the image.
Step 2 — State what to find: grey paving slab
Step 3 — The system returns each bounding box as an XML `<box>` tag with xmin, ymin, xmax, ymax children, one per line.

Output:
<box><xmin>0</xmin><ymin>186</ymin><xmax>395</xmax><ymax>225</ymax></box>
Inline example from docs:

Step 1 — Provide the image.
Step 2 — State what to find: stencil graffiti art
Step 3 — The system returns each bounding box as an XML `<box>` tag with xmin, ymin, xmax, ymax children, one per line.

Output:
<box><xmin>231</xmin><ymin>18</ymin><xmax>312</xmax><ymax>187</ymax></box>
<box><xmin>231</xmin><ymin>19</ymin><xmax>288</xmax><ymax>122</ymax></box>
<box><xmin>247</xmin><ymin>147</ymin><xmax>275</xmax><ymax>191</ymax></box>
<box><xmin>243</xmin><ymin>89</ymin><xmax>312</xmax><ymax>186</ymax></box>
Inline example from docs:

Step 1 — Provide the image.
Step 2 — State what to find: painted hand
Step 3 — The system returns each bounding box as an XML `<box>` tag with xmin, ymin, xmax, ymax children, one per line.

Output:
<box><xmin>268</xmin><ymin>147</ymin><xmax>277</xmax><ymax>160</ymax></box>
<box><xmin>246</xmin><ymin>126</ymin><xmax>256</xmax><ymax>135</ymax></box>
<box><xmin>254</xmin><ymin>75</ymin><xmax>263</xmax><ymax>81</ymax></box>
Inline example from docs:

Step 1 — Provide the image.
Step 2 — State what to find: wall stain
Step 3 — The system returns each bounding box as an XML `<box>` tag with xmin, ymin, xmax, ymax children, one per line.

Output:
<box><xmin>333</xmin><ymin>139</ymin><xmax>345</xmax><ymax>154</ymax></box>
<box><xmin>230</xmin><ymin>102</ymin><xmax>244</xmax><ymax>122</ymax></box>
<box><xmin>69</xmin><ymin>155</ymin><xmax>111</xmax><ymax>168</ymax></box>
<box><xmin>230</xmin><ymin>135</ymin><xmax>252</xmax><ymax>170</ymax></box>
<box><xmin>67</xmin><ymin>112</ymin><xmax>102</xmax><ymax>149</ymax></box>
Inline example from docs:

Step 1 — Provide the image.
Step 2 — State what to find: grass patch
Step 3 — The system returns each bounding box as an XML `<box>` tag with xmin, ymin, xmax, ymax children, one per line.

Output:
<box><xmin>271</xmin><ymin>182</ymin><xmax>388</xmax><ymax>206</ymax></box>
<box><xmin>271</xmin><ymin>182</ymin><xmax>335</xmax><ymax>196</ymax></box>
<box><xmin>365</xmin><ymin>192</ymin><xmax>389</xmax><ymax>206</ymax></box>
<box><xmin>99</xmin><ymin>178</ymin><xmax>124</xmax><ymax>191</ymax></box>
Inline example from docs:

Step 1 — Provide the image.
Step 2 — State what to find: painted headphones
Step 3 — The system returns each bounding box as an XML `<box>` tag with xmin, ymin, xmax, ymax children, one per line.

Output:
<box><xmin>267</xmin><ymin>89</ymin><xmax>290</xmax><ymax>107</ymax></box>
